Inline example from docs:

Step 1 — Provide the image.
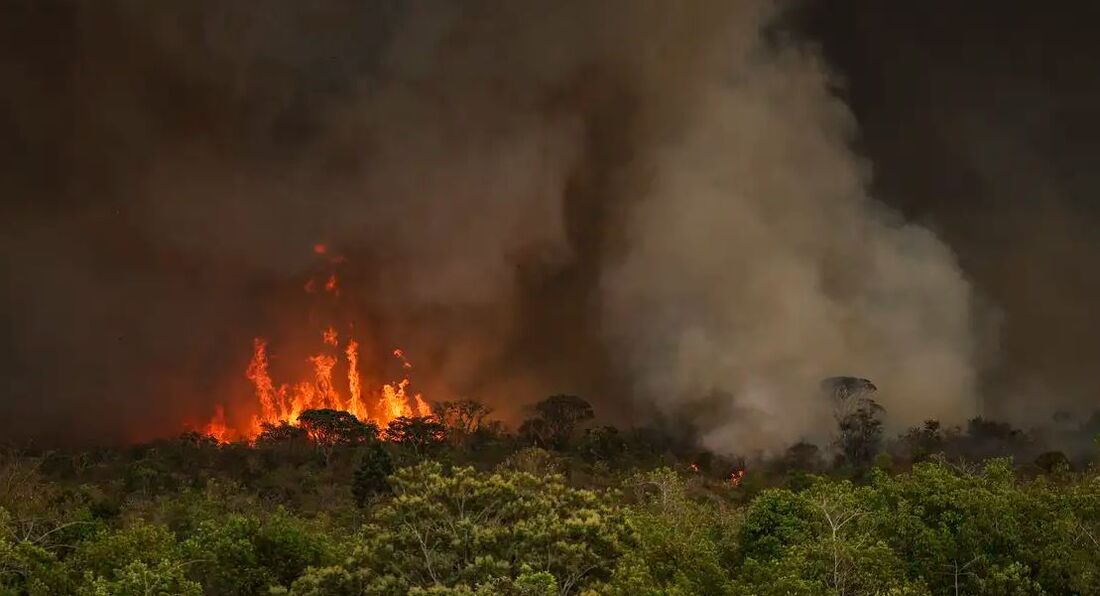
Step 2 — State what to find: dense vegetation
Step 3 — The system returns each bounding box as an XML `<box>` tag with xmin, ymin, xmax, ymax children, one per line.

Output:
<box><xmin>2</xmin><ymin>395</ymin><xmax>1099</xmax><ymax>595</ymax></box>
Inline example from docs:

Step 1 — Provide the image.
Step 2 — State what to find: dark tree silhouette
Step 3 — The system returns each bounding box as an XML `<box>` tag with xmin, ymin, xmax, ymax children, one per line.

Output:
<box><xmin>896</xmin><ymin>419</ymin><xmax>945</xmax><ymax>463</ymax></box>
<box><xmin>353</xmin><ymin>442</ymin><xmax>394</xmax><ymax>506</ymax></box>
<box><xmin>297</xmin><ymin>409</ymin><xmax>379</xmax><ymax>465</ymax></box>
<box><xmin>256</xmin><ymin>421</ymin><xmax>308</xmax><ymax>445</ymax></box>
<box><xmin>520</xmin><ymin>394</ymin><xmax>594</xmax><ymax>450</ymax></box>
<box><xmin>384</xmin><ymin>416</ymin><xmax>447</xmax><ymax>457</ymax></box>
<box><xmin>432</xmin><ymin>399</ymin><xmax>493</xmax><ymax>446</ymax></box>
<box><xmin>835</xmin><ymin>398</ymin><xmax>885</xmax><ymax>468</ymax></box>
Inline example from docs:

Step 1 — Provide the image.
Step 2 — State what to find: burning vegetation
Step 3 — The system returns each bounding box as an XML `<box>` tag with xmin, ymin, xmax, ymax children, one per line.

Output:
<box><xmin>202</xmin><ymin>248</ymin><xmax>431</xmax><ymax>443</ymax></box>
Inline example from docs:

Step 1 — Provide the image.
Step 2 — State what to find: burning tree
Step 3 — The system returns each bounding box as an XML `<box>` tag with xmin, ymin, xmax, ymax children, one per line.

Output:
<box><xmin>202</xmin><ymin>246</ymin><xmax>433</xmax><ymax>443</ymax></box>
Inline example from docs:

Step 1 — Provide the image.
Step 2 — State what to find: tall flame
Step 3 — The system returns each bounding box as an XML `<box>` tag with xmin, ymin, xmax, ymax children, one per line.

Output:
<box><xmin>201</xmin><ymin>246</ymin><xmax>432</xmax><ymax>442</ymax></box>
<box><xmin>346</xmin><ymin>339</ymin><xmax>363</xmax><ymax>419</ymax></box>
<box><xmin>209</xmin><ymin>338</ymin><xmax>430</xmax><ymax>442</ymax></box>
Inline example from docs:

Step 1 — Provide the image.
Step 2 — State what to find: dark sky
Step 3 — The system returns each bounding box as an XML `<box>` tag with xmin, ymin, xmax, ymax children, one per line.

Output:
<box><xmin>2</xmin><ymin>1</ymin><xmax>1099</xmax><ymax>444</ymax></box>
<box><xmin>797</xmin><ymin>1</ymin><xmax>1100</xmax><ymax>415</ymax></box>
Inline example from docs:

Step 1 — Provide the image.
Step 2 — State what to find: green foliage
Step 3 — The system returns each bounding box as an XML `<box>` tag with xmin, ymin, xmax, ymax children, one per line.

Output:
<box><xmin>290</xmin><ymin>462</ymin><xmax>630</xmax><ymax>595</ymax></box>
<box><xmin>81</xmin><ymin>560</ymin><xmax>202</xmax><ymax>596</ymax></box>
<box><xmin>497</xmin><ymin>447</ymin><xmax>564</xmax><ymax>476</ymax></box>
<box><xmin>181</xmin><ymin>509</ymin><xmax>335</xmax><ymax>594</ymax></box>
<box><xmin>737</xmin><ymin>478</ymin><xmax>926</xmax><ymax>595</ymax></box>
<box><xmin>5</xmin><ymin>413</ymin><xmax>1100</xmax><ymax>595</ymax></box>
<box><xmin>64</xmin><ymin>520</ymin><xmax>182</xmax><ymax>588</ymax></box>
<box><xmin>603</xmin><ymin>468</ymin><xmax>736</xmax><ymax>595</ymax></box>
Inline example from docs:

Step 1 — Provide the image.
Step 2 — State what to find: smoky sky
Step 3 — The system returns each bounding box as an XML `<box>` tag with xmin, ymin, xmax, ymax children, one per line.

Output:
<box><xmin>1</xmin><ymin>0</ymin><xmax>1098</xmax><ymax>447</ymax></box>
<box><xmin>796</xmin><ymin>1</ymin><xmax>1100</xmax><ymax>419</ymax></box>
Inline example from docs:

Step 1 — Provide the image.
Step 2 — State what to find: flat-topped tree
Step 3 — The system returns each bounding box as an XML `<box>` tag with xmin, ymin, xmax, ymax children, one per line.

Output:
<box><xmin>297</xmin><ymin>408</ymin><xmax>379</xmax><ymax>465</ymax></box>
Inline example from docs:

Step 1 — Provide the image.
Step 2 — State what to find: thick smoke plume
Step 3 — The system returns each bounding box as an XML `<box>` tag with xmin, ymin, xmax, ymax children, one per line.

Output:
<box><xmin>1</xmin><ymin>0</ymin><xmax>978</xmax><ymax>448</ymax></box>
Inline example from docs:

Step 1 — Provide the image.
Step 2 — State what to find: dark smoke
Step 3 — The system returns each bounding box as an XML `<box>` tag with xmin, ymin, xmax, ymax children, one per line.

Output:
<box><xmin>0</xmin><ymin>0</ymin><xmax>1094</xmax><ymax>447</ymax></box>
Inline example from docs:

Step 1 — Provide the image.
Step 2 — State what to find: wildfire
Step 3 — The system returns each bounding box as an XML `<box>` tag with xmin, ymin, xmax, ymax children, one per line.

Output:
<box><xmin>203</xmin><ymin>335</ymin><xmax>432</xmax><ymax>442</ymax></box>
<box><xmin>201</xmin><ymin>246</ymin><xmax>432</xmax><ymax>442</ymax></box>
<box><xmin>728</xmin><ymin>469</ymin><xmax>745</xmax><ymax>487</ymax></box>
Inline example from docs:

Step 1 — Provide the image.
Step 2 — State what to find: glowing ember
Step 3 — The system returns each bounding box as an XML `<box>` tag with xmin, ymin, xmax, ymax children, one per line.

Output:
<box><xmin>313</xmin><ymin>243</ymin><xmax>327</xmax><ymax>255</ymax></box>
<box><xmin>729</xmin><ymin>470</ymin><xmax>745</xmax><ymax>487</ymax></box>
<box><xmin>689</xmin><ymin>463</ymin><xmax>700</xmax><ymax>473</ymax></box>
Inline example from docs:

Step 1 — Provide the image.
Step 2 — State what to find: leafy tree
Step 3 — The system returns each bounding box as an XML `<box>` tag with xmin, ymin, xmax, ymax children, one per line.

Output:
<box><xmin>182</xmin><ymin>509</ymin><xmax>334</xmax><ymax>594</ymax></box>
<box><xmin>0</xmin><ymin>510</ymin><xmax>64</xmax><ymax>595</ymax></box>
<box><xmin>352</xmin><ymin>443</ymin><xmax>394</xmax><ymax>507</ymax></box>
<box><xmin>497</xmin><ymin>447</ymin><xmax>564</xmax><ymax>477</ymax></box>
<box><xmin>63</xmin><ymin>520</ymin><xmax>183</xmax><ymax>590</ymax></box>
<box><xmin>835</xmin><ymin>398</ymin><xmax>885</xmax><ymax>469</ymax></box>
<box><xmin>604</xmin><ymin>468</ymin><xmax>737</xmax><ymax>595</ymax></box>
<box><xmin>432</xmin><ymin>400</ymin><xmax>493</xmax><ymax>447</ymax></box>
<box><xmin>82</xmin><ymin>560</ymin><xmax>202</xmax><ymax>596</ymax></box>
<box><xmin>289</xmin><ymin>462</ymin><xmax>630</xmax><ymax>595</ymax></box>
<box><xmin>297</xmin><ymin>409</ymin><xmax>379</xmax><ymax>466</ymax></box>
<box><xmin>894</xmin><ymin>419</ymin><xmax>946</xmax><ymax>464</ymax></box>
<box><xmin>384</xmin><ymin>416</ymin><xmax>447</xmax><ymax>458</ymax></box>
<box><xmin>256</xmin><ymin>422</ymin><xmax>308</xmax><ymax>445</ymax></box>
<box><xmin>519</xmin><ymin>395</ymin><xmax>594</xmax><ymax>450</ymax></box>
<box><xmin>869</xmin><ymin>459</ymin><xmax>1089</xmax><ymax>594</ymax></box>
<box><xmin>735</xmin><ymin>480</ymin><xmax>926</xmax><ymax>595</ymax></box>
<box><xmin>578</xmin><ymin>425</ymin><xmax>627</xmax><ymax>464</ymax></box>
<box><xmin>781</xmin><ymin>441</ymin><xmax>824</xmax><ymax>474</ymax></box>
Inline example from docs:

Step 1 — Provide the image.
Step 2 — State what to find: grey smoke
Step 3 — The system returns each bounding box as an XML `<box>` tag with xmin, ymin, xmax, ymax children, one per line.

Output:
<box><xmin>0</xmin><ymin>0</ymin><xmax>980</xmax><ymax>448</ymax></box>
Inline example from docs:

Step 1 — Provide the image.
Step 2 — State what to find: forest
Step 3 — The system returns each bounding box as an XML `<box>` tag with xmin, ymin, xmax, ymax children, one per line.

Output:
<box><xmin>1</xmin><ymin>391</ymin><xmax>1099</xmax><ymax>595</ymax></box>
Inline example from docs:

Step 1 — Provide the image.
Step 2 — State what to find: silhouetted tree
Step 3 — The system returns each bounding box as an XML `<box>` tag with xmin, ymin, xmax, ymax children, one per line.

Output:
<box><xmin>782</xmin><ymin>441</ymin><xmax>824</xmax><ymax>473</ymax></box>
<box><xmin>353</xmin><ymin>443</ymin><xmax>394</xmax><ymax>506</ymax></box>
<box><xmin>835</xmin><ymin>399</ymin><xmax>885</xmax><ymax>468</ymax></box>
<box><xmin>520</xmin><ymin>394</ymin><xmax>594</xmax><ymax>450</ymax></box>
<box><xmin>821</xmin><ymin>376</ymin><xmax>878</xmax><ymax>423</ymax></box>
<box><xmin>432</xmin><ymin>399</ymin><xmax>493</xmax><ymax>447</ymax></box>
<box><xmin>296</xmin><ymin>409</ymin><xmax>379</xmax><ymax>465</ymax></box>
<box><xmin>1034</xmin><ymin>450</ymin><xmax>1071</xmax><ymax>475</ymax></box>
<box><xmin>256</xmin><ymin>421</ymin><xmax>308</xmax><ymax>445</ymax></box>
<box><xmin>578</xmin><ymin>425</ymin><xmax>626</xmax><ymax>464</ymax></box>
<box><xmin>384</xmin><ymin>416</ymin><xmax>447</xmax><ymax>457</ymax></box>
<box><xmin>895</xmin><ymin>419</ymin><xmax>945</xmax><ymax>463</ymax></box>
<box><xmin>961</xmin><ymin>417</ymin><xmax>1029</xmax><ymax>461</ymax></box>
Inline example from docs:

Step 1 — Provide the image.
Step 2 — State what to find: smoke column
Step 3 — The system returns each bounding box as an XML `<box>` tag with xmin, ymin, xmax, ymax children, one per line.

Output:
<box><xmin>0</xmin><ymin>0</ymin><xmax>980</xmax><ymax>448</ymax></box>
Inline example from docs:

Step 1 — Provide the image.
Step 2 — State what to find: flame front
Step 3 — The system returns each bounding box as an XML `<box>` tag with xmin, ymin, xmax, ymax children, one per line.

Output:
<box><xmin>206</xmin><ymin>335</ymin><xmax>430</xmax><ymax>442</ymax></box>
<box><xmin>202</xmin><ymin>249</ymin><xmax>432</xmax><ymax>442</ymax></box>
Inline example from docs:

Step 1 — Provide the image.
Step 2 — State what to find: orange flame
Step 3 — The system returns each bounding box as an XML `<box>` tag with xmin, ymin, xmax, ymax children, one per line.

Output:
<box><xmin>729</xmin><ymin>470</ymin><xmax>745</xmax><ymax>487</ymax></box>
<box><xmin>346</xmin><ymin>339</ymin><xmax>364</xmax><ymax>419</ymax></box>
<box><xmin>206</xmin><ymin>338</ymin><xmax>431</xmax><ymax>442</ymax></box>
<box><xmin>200</xmin><ymin>247</ymin><xmax>434</xmax><ymax>442</ymax></box>
<box><xmin>203</xmin><ymin>405</ymin><xmax>231</xmax><ymax>443</ymax></box>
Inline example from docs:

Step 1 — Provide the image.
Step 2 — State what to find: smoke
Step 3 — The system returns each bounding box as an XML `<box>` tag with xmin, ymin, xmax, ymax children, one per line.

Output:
<box><xmin>1</xmin><ymin>0</ymin><xmax>980</xmax><ymax>448</ymax></box>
